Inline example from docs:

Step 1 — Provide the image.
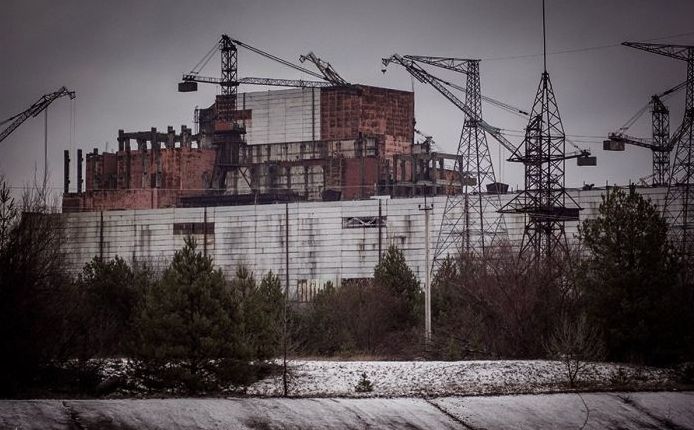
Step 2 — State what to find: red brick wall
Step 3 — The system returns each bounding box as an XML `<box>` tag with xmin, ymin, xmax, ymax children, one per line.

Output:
<box><xmin>321</xmin><ymin>85</ymin><xmax>414</xmax><ymax>162</ymax></box>
<box><xmin>320</xmin><ymin>87</ymin><xmax>361</xmax><ymax>140</ymax></box>
<box><xmin>73</xmin><ymin>147</ymin><xmax>216</xmax><ymax>211</ymax></box>
<box><xmin>64</xmin><ymin>189</ymin><xmax>183</xmax><ymax>212</ymax></box>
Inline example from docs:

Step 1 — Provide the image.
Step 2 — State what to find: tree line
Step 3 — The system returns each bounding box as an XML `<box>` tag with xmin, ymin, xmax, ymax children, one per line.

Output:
<box><xmin>1</xmin><ymin>180</ymin><xmax>692</xmax><ymax>396</ymax></box>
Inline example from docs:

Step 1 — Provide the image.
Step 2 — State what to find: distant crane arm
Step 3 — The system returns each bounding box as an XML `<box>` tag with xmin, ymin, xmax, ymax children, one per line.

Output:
<box><xmin>623</xmin><ymin>42</ymin><xmax>692</xmax><ymax>62</ymax></box>
<box><xmin>607</xmin><ymin>81</ymin><xmax>686</xmax><ymax>152</ymax></box>
<box><xmin>382</xmin><ymin>54</ymin><xmax>519</xmax><ymax>155</ymax></box>
<box><xmin>229</xmin><ymin>38</ymin><xmax>326</xmax><ymax>80</ymax></box>
<box><xmin>403</xmin><ymin>55</ymin><xmax>477</xmax><ymax>74</ymax></box>
<box><xmin>0</xmin><ymin>87</ymin><xmax>75</xmax><ymax>144</ymax></box>
<box><xmin>183</xmin><ymin>74</ymin><xmax>332</xmax><ymax>88</ymax></box>
<box><xmin>299</xmin><ymin>52</ymin><xmax>350</xmax><ymax>86</ymax></box>
<box><xmin>606</xmin><ymin>132</ymin><xmax>662</xmax><ymax>151</ymax></box>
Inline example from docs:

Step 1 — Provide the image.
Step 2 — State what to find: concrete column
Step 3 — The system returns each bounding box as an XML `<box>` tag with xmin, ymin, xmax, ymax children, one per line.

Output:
<box><xmin>77</xmin><ymin>149</ymin><xmax>83</xmax><ymax>194</ymax></box>
<box><xmin>166</xmin><ymin>126</ymin><xmax>175</xmax><ymax>149</ymax></box>
<box><xmin>63</xmin><ymin>150</ymin><xmax>70</xmax><ymax>194</ymax></box>
<box><xmin>152</xmin><ymin>127</ymin><xmax>161</xmax><ymax>188</ymax></box>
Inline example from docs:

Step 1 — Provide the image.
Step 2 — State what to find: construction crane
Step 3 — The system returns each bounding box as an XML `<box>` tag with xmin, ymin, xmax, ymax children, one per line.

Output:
<box><xmin>622</xmin><ymin>42</ymin><xmax>694</xmax><ymax>255</ymax></box>
<box><xmin>299</xmin><ymin>52</ymin><xmax>351</xmax><ymax>87</ymax></box>
<box><xmin>383</xmin><ymin>53</ymin><xmax>595</xmax><ymax>264</ymax></box>
<box><xmin>382</xmin><ymin>55</ymin><xmax>593</xmax><ymax>164</ymax></box>
<box><xmin>404</xmin><ymin>55</ymin><xmax>530</xmax><ymax>117</ymax></box>
<box><xmin>179</xmin><ymin>35</ymin><xmax>347</xmax><ymax>191</ymax></box>
<box><xmin>178</xmin><ymin>34</ymin><xmax>333</xmax><ymax>97</ymax></box>
<box><xmin>392</xmin><ymin>55</ymin><xmax>508</xmax><ymax>264</ymax></box>
<box><xmin>604</xmin><ymin>81</ymin><xmax>686</xmax><ymax>186</ymax></box>
<box><xmin>0</xmin><ymin>87</ymin><xmax>76</xmax><ymax>144</ymax></box>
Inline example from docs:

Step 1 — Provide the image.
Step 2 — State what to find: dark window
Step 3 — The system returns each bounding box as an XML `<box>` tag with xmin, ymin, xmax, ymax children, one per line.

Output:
<box><xmin>342</xmin><ymin>216</ymin><xmax>386</xmax><ymax>229</ymax></box>
<box><xmin>173</xmin><ymin>222</ymin><xmax>215</xmax><ymax>235</ymax></box>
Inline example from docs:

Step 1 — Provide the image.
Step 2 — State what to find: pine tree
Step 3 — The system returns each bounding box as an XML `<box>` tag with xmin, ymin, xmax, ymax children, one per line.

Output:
<box><xmin>133</xmin><ymin>236</ymin><xmax>239</xmax><ymax>392</ymax></box>
<box><xmin>579</xmin><ymin>187</ymin><xmax>693</xmax><ymax>364</ymax></box>
<box><xmin>374</xmin><ymin>245</ymin><xmax>423</xmax><ymax>326</ymax></box>
<box><xmin>230</xmin><ymin>268</ymin><xmax>284</xmax><ymax>360</ymax></box>
<box><xmin>74</xmin><ymin>256</ymin><xmax>143</xmax><ymax>358</ymax></box>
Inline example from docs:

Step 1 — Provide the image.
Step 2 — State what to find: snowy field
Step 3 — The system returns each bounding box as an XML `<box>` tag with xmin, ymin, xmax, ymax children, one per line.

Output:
<box><xmin>1</xmin><ymin>360</ymin><xmax>688</xmax><ymax>429</ymax></box>
<box><xmin>2</xmin><ymin>392</ymin><xmax>693</xmax><ymax>429</ymax></box>
<box><xmin>248</xmin><ymin>359</ymin><xmax>676</xmax><ymax>397</ymax></box>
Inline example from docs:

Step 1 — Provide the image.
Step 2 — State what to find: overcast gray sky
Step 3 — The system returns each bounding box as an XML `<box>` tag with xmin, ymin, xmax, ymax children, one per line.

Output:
<box><xmin>1</xmin><ymin>0</ymin><xmax>693</xmax><ymax>195</ymax></box>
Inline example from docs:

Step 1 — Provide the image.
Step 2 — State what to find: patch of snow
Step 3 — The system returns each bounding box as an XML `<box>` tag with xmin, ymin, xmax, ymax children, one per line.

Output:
<box><xmin>247</xmin><ymin>360</ymin><xmax>674</xmax><ymax>397</ymax></box>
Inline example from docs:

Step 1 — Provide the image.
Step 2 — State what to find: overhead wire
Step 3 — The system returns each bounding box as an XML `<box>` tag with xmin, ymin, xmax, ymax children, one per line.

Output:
<box><xmin>482</xmin><ymin>30</ymin><xmax>694</xmax><ymax>62</ymax></box>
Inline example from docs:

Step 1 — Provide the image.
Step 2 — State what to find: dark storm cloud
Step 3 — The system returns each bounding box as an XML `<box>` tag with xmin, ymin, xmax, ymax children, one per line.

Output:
<box><xmin>1</xmin><ymin>0</ymin><xmax>693</xmax><ymax>193</ymax></box>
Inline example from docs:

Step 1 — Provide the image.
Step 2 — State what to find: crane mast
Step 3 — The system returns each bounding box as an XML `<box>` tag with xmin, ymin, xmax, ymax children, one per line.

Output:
<box><xmin>389</xmin><ymin>55</ymin><xmax>508</xmax><ymax>263</ymax></box>
<box><xmin>179</xmin><ymin>35</ymin><xmax>334</xmax><ymax>95</ymax></box>
<box><xmin>604</xmin><ymin>82</ymin><xmax>687</xmax><ymax>186</ymax></box>
<box><xmin>623</xmin><ymin>42</ymin><xmax>694</xmax><ymax>255</ymax></box>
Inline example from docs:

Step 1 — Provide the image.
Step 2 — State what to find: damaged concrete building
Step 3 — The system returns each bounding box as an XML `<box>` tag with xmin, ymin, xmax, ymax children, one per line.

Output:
<box><xmin>63</xmin><ymin>85</ymin><xmax>459</xmax><ymax>212</ymax></box>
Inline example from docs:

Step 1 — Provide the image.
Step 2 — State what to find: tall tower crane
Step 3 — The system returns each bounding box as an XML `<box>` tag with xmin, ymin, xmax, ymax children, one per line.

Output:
<box><xmin>178</xmin><ymin>35</ymin><xmax>337</xmax><ymax>98</ymax></box>
<box><xmin>604</xmin><ymin>81</ymin><xmax>685</xmax><ymax>186</ymax></box>
<box><xmin>396</xmin><ymin>55</ymin><xmax>508</xmax><ymax>263</ymax></box>
<box><xmin>0</xmin><ymin>87</ymin><xmax>76</xmax><ymax>144</ymax></box>
<box><xmin>623</xmin><ymin>42</ymin><xmax>694</xmax><ymax>255</ymax></box>
<box><xmin>178</xmin><ymin>35</ymin><xmax>345</xmax><ymax>190</ymax></box>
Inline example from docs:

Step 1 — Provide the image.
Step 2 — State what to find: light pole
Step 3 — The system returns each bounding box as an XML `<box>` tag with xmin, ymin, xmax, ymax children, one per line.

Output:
<box><xmin>419</xmin><ymin>195</ymin><xmax>433</xmax><ymax>346</ymax></box>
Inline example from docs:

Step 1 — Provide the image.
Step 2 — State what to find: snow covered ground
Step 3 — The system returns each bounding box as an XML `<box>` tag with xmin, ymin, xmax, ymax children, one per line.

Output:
<box><xmin>2</xmin><ymin>392</ymin><xmax>693</xmax><ymax>429</ymax></box>
<box><xmin>248</xmin><ymin>359</ymin><xmax>676</xmax><ymax>397</ymax></box>
<box><xmin>1</xmin><ymin>360</ymin><xmax>687</xmax><ymax>429</ymax></box>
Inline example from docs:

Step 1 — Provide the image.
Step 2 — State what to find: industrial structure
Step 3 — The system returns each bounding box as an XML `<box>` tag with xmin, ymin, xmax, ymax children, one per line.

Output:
<box><xmin>382</xmin><ymin>55</ymin><xmax>512</xmax><ymax>265</ymax></box>
<box><xmin>604</xmin><ymin>81</ymin><xmax>685</xmax><ymax>186</ymax></box>
<box><xmin>614</xmin><ymin>42</ymin><xmax>693</xmax><ymax>256</ymax></box>
<box><xmin>51</xmin><ymin>20</ymin><xmax>691</xmax><ymax>297</ymax></box>
<box><xmin>63</xmin><ymin>36</ymin><xmax>459</xmax><ymax>212</ymax></box>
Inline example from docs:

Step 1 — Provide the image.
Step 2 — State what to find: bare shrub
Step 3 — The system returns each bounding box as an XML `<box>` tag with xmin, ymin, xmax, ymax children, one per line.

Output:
<box><xmin>545</xmin><ymin>313</ymin><xmax>605</xmax><ymax>388</ymax></box>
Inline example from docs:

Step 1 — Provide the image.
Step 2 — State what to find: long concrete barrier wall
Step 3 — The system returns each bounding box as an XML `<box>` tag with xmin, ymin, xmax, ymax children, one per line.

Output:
<box><xmin>58</xmin><ymin>186</ymin><xmax>673</xmax><ymax>299</ymax></box>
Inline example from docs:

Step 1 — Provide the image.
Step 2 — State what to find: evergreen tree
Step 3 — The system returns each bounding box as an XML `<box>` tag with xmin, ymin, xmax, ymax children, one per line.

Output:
<box><xmin>374</xmin><ymin>245</ymin><xmax>423</xmax><ymax>327</ymax></box>
<box><xmin>230</xmin><ymin>268</ymin><xmax>284</xmax><ymax>360</ymax></box>
<box><xmin>74</xmin><ymin>256</ymin><xmax>143</xmax><ymax>358</ymax></box>
<box><xmin>579</xmin><ymin>187</ymin><xmax>693</xmax><ymax>364</ymax></box>
<box><xmin>132</xmin><ymin>237</ymin><xmax>239</xmax><ymax>392</ymax></box>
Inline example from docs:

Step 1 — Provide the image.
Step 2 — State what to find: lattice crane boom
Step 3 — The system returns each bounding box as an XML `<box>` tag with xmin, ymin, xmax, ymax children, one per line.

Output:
<box><xmin>183</xmin><ymin>74</ymin><xmax>332</xmax><ymax>88</ymax></box>
<box><xmin>623</xmin><ymin>42</ymin><xmax>693</xmax><ymax>62</ymax></box>
<box><xmin>299</xmin><ymin>52</ymin><xmax>351</xmax><ymax>86</ymax></box>
<box><xmin>0</xmin><ymin>87</ymin><xmax>75</xmax><ymax>144</ymax></box>
<box><xmin>382</xmin><ymin>54</ymin><xmax>591</xmax><ymax>162</ymax></box>
<box><xmin>179</xmin><ymin>35</ymin><xmax>332</xmax><ymax>94</ymax></box>
<box><xmin>383</xmin><ymin>54</ymin><xmax>517</xmax><ymax>153</ymax></box>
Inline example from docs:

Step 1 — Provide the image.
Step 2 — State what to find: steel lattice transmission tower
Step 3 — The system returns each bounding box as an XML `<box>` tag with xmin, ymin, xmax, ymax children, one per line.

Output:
<box><xmin>624</xmin><ymin>42</ymin><xmax>694</xmax><ymax>255</ymax></box>
<box><xmin>652</xmin><ymin>96</ymin><xmax>671</xmax><ymax>186</ymax></box>
<box><xmin>499</xmin><ymin>1</ymin><xmax>591</xmax><ymax>265</ymax></box>
<box><xmin>404</xmin><ymin>57</ymin><xmax>508</xmax><ymax>263</ymax></box>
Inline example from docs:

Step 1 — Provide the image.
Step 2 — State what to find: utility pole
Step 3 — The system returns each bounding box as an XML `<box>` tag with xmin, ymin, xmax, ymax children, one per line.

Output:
<box><xmin>283</xmin><ymin>202</ymin><xmax>289</xmax><ymax>397</ymax></box>
<box><xmin>44</xmin><ymin>109</ymin><xmax>48</xmax><ymax>189</ymax></box>
<box><xmin>419</xmin><ymin>196</ymin><xmax>433</xmax><ymax>346</ymax></box>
